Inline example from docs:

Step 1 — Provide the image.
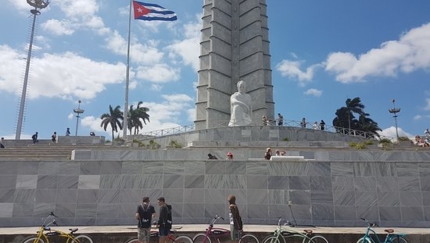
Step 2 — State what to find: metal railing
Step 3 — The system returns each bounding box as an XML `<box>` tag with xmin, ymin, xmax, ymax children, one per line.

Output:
<box><xmin>140</xmin><ymin>119</ymin><xmax>379</xmax><ymax>140</ymax></box>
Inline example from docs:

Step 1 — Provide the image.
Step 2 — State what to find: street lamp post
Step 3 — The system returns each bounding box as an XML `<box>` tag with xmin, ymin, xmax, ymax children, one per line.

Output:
<box><xmin>73</xmin><ymin>100</ymin><xmax>84</xmax><ymax>136</ymax></box>
<box><xmin>388</xmin><ymin>99</ymin><xmax>401</xmax><ymax>139</ymax></box>
<box><xmin>15</xmin><ymin>0</ymin><xmax>50</xmax><ymax>140</ymax></box>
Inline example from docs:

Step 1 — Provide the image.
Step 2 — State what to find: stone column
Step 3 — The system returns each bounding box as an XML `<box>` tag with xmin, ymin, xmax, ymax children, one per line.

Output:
<box><xmin>195</xmin><ymin>0</ymin><xmax>274</xmax><ymax>130</ymax></box>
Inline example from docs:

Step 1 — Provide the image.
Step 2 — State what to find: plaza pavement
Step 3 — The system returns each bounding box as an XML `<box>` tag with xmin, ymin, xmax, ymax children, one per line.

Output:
<box><xmin>1</xmin><ymin>224</ymin><xmax>429</xmax><ymax>243</ymax></box>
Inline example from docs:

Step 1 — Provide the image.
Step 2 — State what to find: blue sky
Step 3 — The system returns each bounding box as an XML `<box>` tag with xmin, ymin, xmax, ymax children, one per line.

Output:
<box><xmin>0</xmin><ymin>0</ymin><xmax>429</xmax><ymax>140</ymax></box>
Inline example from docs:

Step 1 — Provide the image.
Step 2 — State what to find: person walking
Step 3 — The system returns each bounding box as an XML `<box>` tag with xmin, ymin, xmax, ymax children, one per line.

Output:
<box><xmin>66</xmin><ymin>128</ymin><xmax>71</xmax><ymax>136</ymax></box>
<box><xmin>0</xmin><ymin>137</ymin><xmax>5</xmax><ymax>148</ymax></box>
<box><xmin>135</xmin><ymin>197</ymin><xmax>156</xmax><ymax>243</ymax></box>
<box><xmin>227</xmin><ymin>195</ymin><xmax>243</xmax><ymax>243</ymax></box>
<box><xmin>32</xmin><ymin>132</ymin><xmax>39</xmax><ymax>144</ymax></box>
<box><xmin>277</xmin><ymin>113</ymin><xmax>284</xmax><ymax>126</ymax></box>
<box><xmin>157</xmin><ymin>197</ymin><xmax>172</xmax><ymax>243</ymax></box>
<box><xmin>320</xmin><ymin>120</ymin><xmax>326</xmax><ymax>131</ymax></box>
<box><xmin>51</xmin><ymin>132</ymin><xmax>57</xmax><ymax>143</ymax></box>
<box><xmin>300</xmin><ymin>118</ymin><xmax>306</xmax><ymax>128</ymax></box>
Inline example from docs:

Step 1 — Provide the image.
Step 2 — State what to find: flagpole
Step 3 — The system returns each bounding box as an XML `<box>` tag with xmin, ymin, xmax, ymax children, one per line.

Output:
<box><xmin>123</xmin><ymin>0</ymin><xmax>132</xmax><ymax>138</ymax></box>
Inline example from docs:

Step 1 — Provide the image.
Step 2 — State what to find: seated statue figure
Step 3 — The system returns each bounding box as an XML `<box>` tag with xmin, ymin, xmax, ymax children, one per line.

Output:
<box><xmin>228</xmin><ymin>80</ymin><xmax>252</xmax><ymax>126</ymax></box>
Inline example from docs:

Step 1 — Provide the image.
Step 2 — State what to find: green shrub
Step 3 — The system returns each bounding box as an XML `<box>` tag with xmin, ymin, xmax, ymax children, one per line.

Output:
<box><xmin>283</xmin><ymin>137</ymin><xmax>289</xmax><ymax>141</ymax></box>
<box><xmin>149</xmin><ymin>140</ymin><xmax>160</xmax><ymax>149</ymax></box>
<box><xmin>169</xmin><ymin>140</ymin><xmax>183</xmax><ymax>148</ymax></box>
<box><xmin>379</xmin><ymin>138</ymin><xmax>392</xmax><ymax>144</ymax></box>
<box><xmin>132</xmin><ymin>139</ymin><xmax>146</xmax><ymax>147</ymax></box>
<box><xmin>364</xmin><ymin>140</ymin><xmax>374</xmax><ymax>145</ymax></box>
<box><xmin>349</xmin><ymin>142</ymin><xmax>357</xmax><ymax>148</ymax></box>
<box><xmin>398</xmin><ymin>136</ymin><xmax>411</xmax><ymax>142</ymax></box>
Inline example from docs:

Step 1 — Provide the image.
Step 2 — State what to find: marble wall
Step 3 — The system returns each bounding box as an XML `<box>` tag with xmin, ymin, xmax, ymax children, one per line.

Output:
<box><xmin>0</xmin><ymin>160</ymin><xmax>429</xmax><ymax>227</ymax></box>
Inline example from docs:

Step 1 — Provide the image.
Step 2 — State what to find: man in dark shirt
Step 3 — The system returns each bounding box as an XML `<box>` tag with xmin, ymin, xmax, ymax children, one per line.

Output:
<box><xmin>135</xmin><ymin>197</ymin><xmax>156</xmax><ymax>243</ymax></box>
<box><xmin>157</xmin><ymin>197</ymin><xmax>172</xmax><ymax>243</ymax></box>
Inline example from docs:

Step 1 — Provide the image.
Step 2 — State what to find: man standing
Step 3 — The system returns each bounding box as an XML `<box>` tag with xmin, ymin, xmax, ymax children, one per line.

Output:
<box><xmin>32</xmin><ymin>132</ymin><xmax>38</xmax><ymax>144</ymax></box>
<box><xmin>227</xmin><ymin>195</ymin><xmax>243</xmax><ymax>243</ymax></box>
<box><xmin>277</xmin><ymin>113</ymin><xmax>284</xmax><ymax>126</ymax></box>
<box><xmin>0</xmin><ymin>137</ymin><xmax>5</xmax><ymax>148</ymax></box>
<box><xmin>135</xmin><ymin>197</ymin><xmax>156</xmax><ymax>243</ymax></box>
<box><xmin>157</xmin><ymin>197</ymin><xmax>172</xmax><ymax>243</ymax></box>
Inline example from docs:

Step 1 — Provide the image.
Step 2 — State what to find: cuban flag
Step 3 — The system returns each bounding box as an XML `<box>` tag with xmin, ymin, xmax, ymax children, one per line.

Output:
<box><xmin>133</xmin><ymin>1</ymin><xmax>177</xmax><ymax>21</ymax></box>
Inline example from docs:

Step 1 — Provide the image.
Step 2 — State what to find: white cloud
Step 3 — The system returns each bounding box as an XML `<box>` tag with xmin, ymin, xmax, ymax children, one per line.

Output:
<box><xmin>54</xmin><ymin>0</ymin><xmax>99</xmax><ymax>19</ymax></box>
<box><xmin>104</xmin><ymin>31</ymin><xmax>165</xmax><ymax>65</ymax></box>
<box><xmin>326</xmin><ymin>23</ymin><xmax>430</xmax><ymax>83</ymax></box>
<box><xmin>0</xmin><ymin>46</ymin><xmax>126</xmax><ymax>99</ymax></box>
<box><xmin>42</xmin><ymin>19</ymin><xmax>75</xmax><ymax>36</ymax></box>
<box><xmin>304</xmin><ymin>88</ymin><xmax>322</xmax><ymax>97</ymax></box>
<box><xmin>166</xmin><ymin>15</ymin><xmax>201</xmax><ymax>71</ymax></box>
<box><xmin>425</xmin><ymin>98</ymin><xmax>430</xmax><ymax>111</ymax></box>
<box><xmin>135</xmin><ymin>64</ymin><xmax>180</xmax><ymax>83</ymax></box>
<box><xmin>276</xmin><ymin>60</ymin><xmax>320</xmax><ymax>85</ymax></box>
<box><xmin>414</xmin><ymin>115</ymin><xmax>422</xmax><ymax>120</ymax></box>
<box><xmin>379</xmin><ymin>126</ymin><xmax>413</xmax><ymax>140</ymax></box>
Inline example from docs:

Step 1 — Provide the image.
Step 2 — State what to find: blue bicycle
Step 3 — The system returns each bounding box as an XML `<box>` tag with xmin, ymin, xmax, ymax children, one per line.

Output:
<box><xmin>357</xmin><ymin>218</ymin><xmax>407</xmax><ymax>243</ymax></box>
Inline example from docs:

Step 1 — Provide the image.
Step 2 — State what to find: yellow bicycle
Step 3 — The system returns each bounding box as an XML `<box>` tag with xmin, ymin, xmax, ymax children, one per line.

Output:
<box><xmin>22</xmin><ymin>212</ymin><xmax>93</xmax><ymax>243</ymax></box>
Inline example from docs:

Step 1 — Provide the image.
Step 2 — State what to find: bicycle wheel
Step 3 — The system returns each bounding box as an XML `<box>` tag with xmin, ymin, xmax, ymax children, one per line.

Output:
<box><xmin>193</xmin><ymin>233</ymin><xmax>212</xmax><ymax>243</ymax></box>
<box><xmin>123</xmin><ymin>238</ymin><xmax>139</xmax><ymax>243</ymax></box>
<box><xmin>173</xmin><ymin>235</ymin><xmax>194</xmax><ymax>243</ymax></box>
<box><xmin>390</xmin><ymin>236</ymin><xmax>408</xmax><ymax>243</ymax></box>
<box><xmin>239</xmin><ymin>234</ymin><xmax>259</xmax><ymax>243</ymax></box>
<box><xmin>22</xmin><ymin>237</ymin><xmax>45</xmax><ymax>243</ymax></box>
<box><xmin>71</xmin><ymin>235</ymin><xmax>94</xmax><ymax>243</ymax></box>
<box><xmin>308</xmin><ymin>235</ymin><xmax>329</xmax><ymax>243</ymax></box>
<box><xmin>356</xmin><ymin>237</ymin><xmax>371</xmax><ymax>243</ymax></box>
<box><xmin>262</xmin><ymin>236</ymin><xmax>283</xmax><ymax>243</ymax></box>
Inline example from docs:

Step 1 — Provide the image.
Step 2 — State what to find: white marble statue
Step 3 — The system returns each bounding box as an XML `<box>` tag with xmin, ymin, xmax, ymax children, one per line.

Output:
<box><xmin>228</xmin><ymin>80</ymin><xmax>252</xmax><ymax>126</ymax></box>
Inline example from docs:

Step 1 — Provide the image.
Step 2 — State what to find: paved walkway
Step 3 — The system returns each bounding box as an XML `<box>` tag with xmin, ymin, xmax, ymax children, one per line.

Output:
<box><xmin>1</xmin><ymin>224</ymin><xmax>428</xmax><ymax>235</ymax></box>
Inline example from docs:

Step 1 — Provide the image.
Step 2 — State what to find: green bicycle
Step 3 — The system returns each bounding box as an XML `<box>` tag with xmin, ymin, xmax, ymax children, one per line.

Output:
<box><xmin>262</xmin><ymin>218</ymin><xmax>329</xmax><ymax>243</ymax></box>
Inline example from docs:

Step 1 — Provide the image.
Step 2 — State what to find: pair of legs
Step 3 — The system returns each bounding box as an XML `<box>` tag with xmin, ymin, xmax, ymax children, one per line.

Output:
<box><xmin>159</xmin><ymin>227</ymin><xmax>170</xmax><ymax>243</ymax></box>
<box><xmin>137</xmin><ymin>228</ymin><xmax>151</xmax><ymax>243</ymax></box>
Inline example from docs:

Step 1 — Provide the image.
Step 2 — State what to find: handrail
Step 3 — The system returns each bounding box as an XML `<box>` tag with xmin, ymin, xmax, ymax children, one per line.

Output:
<box><xmin>138</xmin><ymin>119</ymin><xmax>382</xmax><ymax>140</ymax></box>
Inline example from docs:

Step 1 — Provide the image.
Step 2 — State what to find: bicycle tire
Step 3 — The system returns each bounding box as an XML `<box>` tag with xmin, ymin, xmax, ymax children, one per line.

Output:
<box><xmin>173</xmin><ymin>235</ymin><xmax>194</xmax><ymax>243</ymax></box>
<box><xmin>193</xmin><ymin>233</ymin><xmax>211</xmax><ymax>243</ymax></box>
<box><xmin>262</xmin><ymin>236</ymin><xmax>284</xmax><ymax>243</ymax></box>
<box><xmin>239</xmin><ymin>234</ymin><xmax>259</xmax><ymax>243</ymax></box>
<box><xmin>356</xmin><ymin>237</ymin><xmax>371</xmax><ymax>243</ymax></box>
<box><xmin>22</xmin><ymin>237</ymin><xmax>45</xmax><ymax>243</ymax></box>
<box><xmin>123</xmin><ymin>238</ymin><xmax>140</xmax><ymax>243</ymax></box>
<box><xmin>308</xmin><ymin>235</ymin><xmax>329</xmax><ymax>243</ymax></box>
<box><xmin>71</xmin><ymin>234</ymin><xmax>94</xmax><ymax>243</ymax></box>
<box><xmin>390</xmin><ymin>236</ymin><xmax>408</xmax><ymax>243</ymax></box>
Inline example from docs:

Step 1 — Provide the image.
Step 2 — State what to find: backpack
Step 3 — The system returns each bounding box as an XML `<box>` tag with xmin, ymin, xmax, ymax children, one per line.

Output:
<box><xmin>138</xmin><ymin>204</ymin><xmax>154</xmax><ymax>228</ymax></box>
<box><xmin>166</xmin><ymin>204</ymin><xmax>173</xmax><ymax>229</ymax></box>
<box><xmin>236</xmin><ymin>215</ymin><xmax>243</xmax><ymax>230</ymax></box>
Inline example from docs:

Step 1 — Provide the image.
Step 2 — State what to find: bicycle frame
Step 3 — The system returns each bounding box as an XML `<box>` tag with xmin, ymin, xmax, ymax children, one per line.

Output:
<box><xmin>267</xmin><ymin>218</ymin><xmax>314</xmax><ymax>243</ymax></box>
<box><xmin>360</xmin><ymin>218</ymin><xmax>407</xmax><ymax>243</ymax></box>
<box><xmin>197</xmin><ymin>216</ymin><xmax>231</xmax><ymax>243</ymax></box>
<box><xmin>30</xmin><ymin>213</ymin><xmax>82</xmax><ymax>243</ymax></box>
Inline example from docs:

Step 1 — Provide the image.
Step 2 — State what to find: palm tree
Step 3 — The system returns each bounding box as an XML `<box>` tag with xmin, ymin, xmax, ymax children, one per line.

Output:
<box><xmin>333</xmin><ymin>97</ymin><xmax>380</xmax><ymax>137</ymax></box>
<box><xmin>100</xmin><ymin>105</ymin><xmax>124</xmax><ymax>140</ymax></box>
<box><xmin>127</xmin><ymin>102</ymin><xmax>150</xmax><ymax>135</ymax></box>
<box><xmin>136</xmin><ymin>101</ymin><xmax>150</xmax><ymax>134</ymax></box>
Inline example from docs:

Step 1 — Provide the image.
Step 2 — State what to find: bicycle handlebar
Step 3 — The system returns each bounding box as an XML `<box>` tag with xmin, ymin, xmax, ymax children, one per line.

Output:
<box><xmin>360</xmin><ymin>218</ymin><xmax>379</xmax><ymax>227</ymax></box>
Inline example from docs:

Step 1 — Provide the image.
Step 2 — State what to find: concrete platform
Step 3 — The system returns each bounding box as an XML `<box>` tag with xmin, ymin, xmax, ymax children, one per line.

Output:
<box><xmin>1</xmin><ymin>224</ymin><xmax>429</xmax><ymax>243</ymax></box>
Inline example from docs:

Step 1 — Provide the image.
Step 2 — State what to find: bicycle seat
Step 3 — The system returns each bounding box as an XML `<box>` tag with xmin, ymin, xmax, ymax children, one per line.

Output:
<box><xmin>304</xmin><ymin>229</ymin><xmax>313</xmax><ymax>234</ymax></box>
<box><xmin>384</xmin><ymin>229</ymin><xmax>394</xmax><ymax>234</ymax></box>
<box><xmin>69</xmin><ymin>228</ymin><xmax>78</xmax><ymax>233</ymax></box>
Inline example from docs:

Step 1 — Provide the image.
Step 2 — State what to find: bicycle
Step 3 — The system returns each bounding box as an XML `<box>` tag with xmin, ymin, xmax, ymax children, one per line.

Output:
<box><xmin>357</xmin><ymin>218</ymin><xmax>408</xmax><ymax>243</ymax></box>
<box><xmin>124</xmin><ymin>228</ymin><xmax>193</xmax><ymax>243</ymax></box>
<box><xmin>262</xmin><ymin>217</ymin><xmax>328</xmax><ymax>243</ymax></box>
<box><xmin>22</xmin><ymin>212</ymin><xmax>93</xmax><ymax>243</ymax></box>
<box><xmin>192</xmin><ymin>215</ymin><xmax>259</xmax><ymax>243</ymax></box>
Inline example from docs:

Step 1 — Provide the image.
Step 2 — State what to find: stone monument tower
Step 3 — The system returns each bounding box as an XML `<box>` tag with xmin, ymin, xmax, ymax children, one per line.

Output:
<box><xmin>195</xmin><ymin>0</ymin><xmax>274</xmax><ymax>130</ymax></box>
